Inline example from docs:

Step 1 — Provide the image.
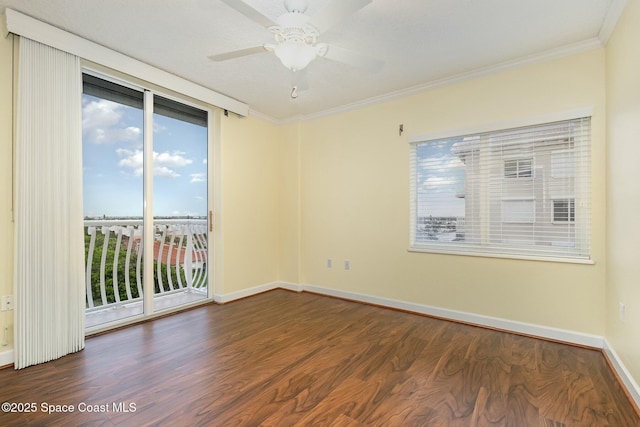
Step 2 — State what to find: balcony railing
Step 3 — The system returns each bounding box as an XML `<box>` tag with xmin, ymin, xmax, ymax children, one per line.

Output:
<box><xmin>84</xmin><ymin>219</ymin><xmax>208</xmax><ymax>315</ymax></box>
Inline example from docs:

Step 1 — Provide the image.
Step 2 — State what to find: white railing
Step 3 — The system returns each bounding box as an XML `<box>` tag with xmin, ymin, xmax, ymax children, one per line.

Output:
<box><xmin>84</xmin><ymin>219</ymin><xmax>207</xmax><ymax>311</ymax></box>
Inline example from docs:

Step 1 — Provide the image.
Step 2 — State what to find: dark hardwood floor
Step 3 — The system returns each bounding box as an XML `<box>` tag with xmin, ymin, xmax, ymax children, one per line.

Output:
<box><xmin>0</xmin><ymin>290</ymin><xmax>638</xmax><ymax>426</ymax></box>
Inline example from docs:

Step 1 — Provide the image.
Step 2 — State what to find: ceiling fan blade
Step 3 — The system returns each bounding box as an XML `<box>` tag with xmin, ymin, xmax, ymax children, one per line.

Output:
<box><xmin>220</xmin><ymin>0</ymin><xmax>277</xmax><ymax>28</ymax></box>
<box><xmin>309</xmin><ymin>0</ymin><xmax>372</xmax><ymax>33</ymax></box>
<box><xmin>323</xmin><ymin>45</ymin><xmax>384</xmax><ymax>73</ymax></box>
<box><xmin>208</xmin><ymin>46</ymin><xmax>267</xmax><ymax>62</ymax></box>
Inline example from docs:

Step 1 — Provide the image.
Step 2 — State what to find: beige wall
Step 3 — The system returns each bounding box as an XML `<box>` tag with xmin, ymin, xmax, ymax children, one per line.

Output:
<box><xmin>0</xmin><ymin>25</ymin><xmax>14</xmax><ymax>351</ymax></box>
<box><xmin>218</xmin><ymin>114</ymin><xmax>282</xmax><ymax>294</ymax></box>
<box><xmin>606</xmin><ymin>0</ymin><xmax>640</xmax><ymax>383</ymax></box>
<box><xmin>278</xmin><ymin>122</ymin><xmax>301</xmax><ymax>284</ymax></box>
<box><xmin>298</xmin><ymin>49</ymin><xmax>607</xmax><ymax>335</ymax></box>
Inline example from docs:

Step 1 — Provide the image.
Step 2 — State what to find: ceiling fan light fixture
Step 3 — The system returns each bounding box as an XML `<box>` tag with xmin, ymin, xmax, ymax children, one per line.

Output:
<box><xmin>274</xmin><ymin>40</ymin><xmax>317</xmax><ymax>71</ymax></box>
<box><xmin>284</xmin><ymin>0</ymin><xmax>309</xmax><ymax>13</ymax></box>
<box><xmin>213</xmin><ymin>0</ymin><xmax>381</xmax><ymax>76</ymax></box>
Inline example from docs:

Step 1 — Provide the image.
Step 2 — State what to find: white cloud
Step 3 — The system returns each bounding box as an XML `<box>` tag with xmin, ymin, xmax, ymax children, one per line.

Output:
<box><xmin>190</xmin><ymin>173</ymin><xmax>206</xmax><ymax>183</ymax></box>
<box><xmin>419</xmin><ymin>155</ymin><xmax>464</xmax><ymax>173</ymax></box>
<box><xmin>419</xmin><ymin>175</ymin><xmax>464</xmax><ymax>194</ymax></box>
<box><xmin>202</xmin><ymin>158</ymin><xmax>207</xmax><ymax>164</ymax></box>
<box><xmin>155</xmin><ymin>166</ymin><xmax>180</xmax><ymax>178</ymax></box>
<box><xmin>113</xmin><ymin>126</ymin><xmax>142</xmax><ymax>141</ymax></box>
<box><xmin>83</xmin><ymin>99</ymin><xmax>120</xmax><ymax>128</ymax></box>
<box><xmin>155</xmin><ymin>151</ymin><xmax>193</xmax><ymax>168</ymax></box>
<box><xmin>116</xmin><ymin>148</ymin><xmax>143</xmax><ymax>176</ymax></box>
<box><xmin>82</xmin><ymin>99</ymin><xmax>141</xmax><ymax>144</ymax></box>
<box><xmin>154</xmin><ymin>122</ymin><xmax>167</xmax><ymax>134</ymax></box>
<box><xmin>421</xmin><ymin>175</ymin><xmax>460</xmax><ymax>190</ymax></box>
<box><xmin>446</xmin><ymin>157</ymin><xmax>464</xmax><ymax>168</ymax></box>
<box><xmin>116</xmin><ymin>149</ymin><xmax>193</xmax><ymax>178</ymax></box>
<box><xmin>430</xmin><ymin>141</ymin><xmax>451</xmax><ymax>150</ymax></box>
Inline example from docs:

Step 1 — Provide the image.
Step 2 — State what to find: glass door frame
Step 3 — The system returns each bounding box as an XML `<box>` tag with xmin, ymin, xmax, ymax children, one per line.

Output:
<box><xmin>83</xmin><ymin>67</ymin><xmax>215</xmax><ymax>330</ymax></box>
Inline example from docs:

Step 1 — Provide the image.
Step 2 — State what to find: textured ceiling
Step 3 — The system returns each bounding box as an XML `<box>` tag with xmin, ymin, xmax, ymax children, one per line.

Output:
<box><xmin>0</xmin><ymin>0</ymin><xmax>620</xmax><ymax>121</ymax></box>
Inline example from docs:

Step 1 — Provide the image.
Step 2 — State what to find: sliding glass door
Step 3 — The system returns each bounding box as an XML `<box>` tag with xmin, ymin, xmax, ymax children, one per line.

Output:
<box><xmin>152</xmin><ymin>96</ymin><xmax>209</xmax><ymax>312</ymax></box>
<box><xmin>82</xmin><ymin>74</ymin><xmax>210</xmax><ymax>329</ymax></box>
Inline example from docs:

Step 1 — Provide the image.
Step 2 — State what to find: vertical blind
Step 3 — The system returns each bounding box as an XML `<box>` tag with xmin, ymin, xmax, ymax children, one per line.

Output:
<box><xmin>14</xmin><ymin>37</ymin><xmax>85</xmax><ymax>369</ymax></box>
<box><xmin>410</xmin><ymin>117</ymin><xmax>591</xmax><ymax>261</ymax></box>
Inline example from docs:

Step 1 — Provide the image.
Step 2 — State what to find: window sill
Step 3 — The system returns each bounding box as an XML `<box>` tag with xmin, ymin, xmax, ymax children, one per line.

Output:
<box><xmin>503</xmin><ymin>177</ymin><xmax>534</xmax><ymax>181</ymax></box>
<box><xmin>407</xmin><ymin>245</ymin><xmax>594</xmax><ymax>265</ymax></box>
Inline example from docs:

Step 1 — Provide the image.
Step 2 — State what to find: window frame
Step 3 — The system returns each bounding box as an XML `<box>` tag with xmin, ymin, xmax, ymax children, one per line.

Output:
<box><xmin>81</xmin><ymin>68</ymin><xmax>216</xmax><ymax>333</ymax></box>
<box><xmin>552</xmin><ymin>198</ymin><xmax>575</xmax><ymax>223</ymax></box>
<box><xmin>408</xmin><ymin>109</ymin><xmax>593</xmax><ymax>264</ymax></box>
<box><xmin>504</xmin><ymin>158</ymin><xmax>533</xmax><ymax>179</ymax></box>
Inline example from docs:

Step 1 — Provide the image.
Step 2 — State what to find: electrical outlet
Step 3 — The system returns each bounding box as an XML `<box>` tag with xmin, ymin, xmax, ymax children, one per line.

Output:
<box><xmin>619</xmin><ymin>302</ymin><xmax>625</xmax><ymax>321</ymax></box>
<box><xmin>327</xmin><ymin>258</ymin><xmax>333</xmax><ymax>268</ymax></box>
<box><xmin>1</xmin><ymin>295</ymin><xmax>13</xmax><ymax>312</ymax></box>
<box><xmin>344</xmin><ymin>260</ymin><xmax>351</xmax><ymax>270</ymax></box>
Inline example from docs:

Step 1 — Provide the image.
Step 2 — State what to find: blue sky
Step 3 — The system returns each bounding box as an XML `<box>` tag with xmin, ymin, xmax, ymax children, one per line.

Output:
<box><xmin>416</xmin><ymin>138</ymin><xmax>466</xmax><ymax>217</ymax></box>
<box><xmin>82</xmin><ymin>94</ymin><xmax>208</xmax><ymax>218</ymax></box>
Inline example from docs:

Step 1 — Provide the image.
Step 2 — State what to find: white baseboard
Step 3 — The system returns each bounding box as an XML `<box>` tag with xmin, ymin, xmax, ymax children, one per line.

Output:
<box><xmin>0</xmin><ymin>349</ymin><xmax>14</xmax><ymax>368</ymax></box>
<box><xmin>604</xmin><ymin>339</ymin><xmax>640</xmax><ymax>409</ymax></box>
<box><xmin>277</xmin><ymin>281</ymin><xmax>304</xmax><ymax>292</ymax></box>
<box><xmin>302</xmin><ymin>284</ymin><xmax>604</xmax><ymax>348</ymax></box>
<box><xmin>213</xmin><ymin>282</ymin><xmax>279</xmax><ymax>303</ymax></box>
<box><xmin>214</xmin><ymin>281</ymin><xmax>303</xmax><ymax>303</ymax></box>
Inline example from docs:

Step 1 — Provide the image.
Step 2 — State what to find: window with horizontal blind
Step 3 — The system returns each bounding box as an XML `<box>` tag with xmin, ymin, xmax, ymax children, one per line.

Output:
<box><xmin>409</xmin><ymin>116</ymin><xmax>591</xmax><ymax>262</ymax></box>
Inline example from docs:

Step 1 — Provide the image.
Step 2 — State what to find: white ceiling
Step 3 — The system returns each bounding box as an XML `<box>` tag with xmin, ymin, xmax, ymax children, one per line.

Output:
<box><xmin>0</xmin><ymin>0</ymin><xmax>622</xmax><ymax>122</ymax></box>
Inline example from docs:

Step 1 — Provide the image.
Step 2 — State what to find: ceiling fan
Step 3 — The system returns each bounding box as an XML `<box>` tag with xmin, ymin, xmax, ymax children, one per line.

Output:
<box><xmin>209</xmin><ymin>0</ymin><xmax>383</xmax><ymax>75</ymax></box>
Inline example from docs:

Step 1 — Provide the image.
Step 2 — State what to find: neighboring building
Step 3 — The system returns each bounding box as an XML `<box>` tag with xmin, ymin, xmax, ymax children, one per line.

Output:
<box><xmin>450</xmin><ymin>120</ymin><xmax>582</xmax><ymax>249</ymax></box>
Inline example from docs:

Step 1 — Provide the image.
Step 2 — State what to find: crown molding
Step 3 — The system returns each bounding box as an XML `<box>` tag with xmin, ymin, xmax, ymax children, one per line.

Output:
<box><xmin>247</xmin><ymin>108</ymin><xmax>282</xmax><ymax>124</ymax></box>
<box><xmin>249</xmin><ymin>37</ymin><xmax>604</xmax><ymax>125</ymax></box>
<box><xmin>599</xmin><ymin>0</ymin><xmax>627</xmax><ymax>45</ymax></box>
<box><xmin>299</xmin><ymin>38</ymin><xmax>603</xmax><ymax>123</ymax></box>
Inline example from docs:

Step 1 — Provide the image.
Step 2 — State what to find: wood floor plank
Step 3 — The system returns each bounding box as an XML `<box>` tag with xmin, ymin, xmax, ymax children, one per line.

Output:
<box><xmin>0</xmin><ymin>290</ymin><xmax>637</xmax><ymax>426</ymax></box>
<box><xmin>327</xmin><ymin>413</ymin><xmax>366</xmax><ymax>427</ymax></box>
<box><xmin>534</xmin><ymin>340</ymin><xmax>616</xmax><ymax>426</ymax></box>
<box><xmin>506</xmin><ymin>364</ymin><xmax>541</xmax><ymax>425</ymax></box>
<box><xmin>293</xmin><ymin>377</ymin><xmax>382</xmax><ymax>426</ymax></box>
<box><xmin>406</xmin><ymin>330</ymin><xmax>479</xmax><ymax>424</ymax></box>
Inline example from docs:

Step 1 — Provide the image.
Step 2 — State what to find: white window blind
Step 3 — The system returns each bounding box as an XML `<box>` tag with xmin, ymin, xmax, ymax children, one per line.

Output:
<box><xmin>410</xmin><ymin>116</ymin><xmax>591</xmax><ymax>262</ymax></box>
<box><xmin>502</xmin><ymin>199</ymin><xmax>535</xmax><ymax>223</ymax></box>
